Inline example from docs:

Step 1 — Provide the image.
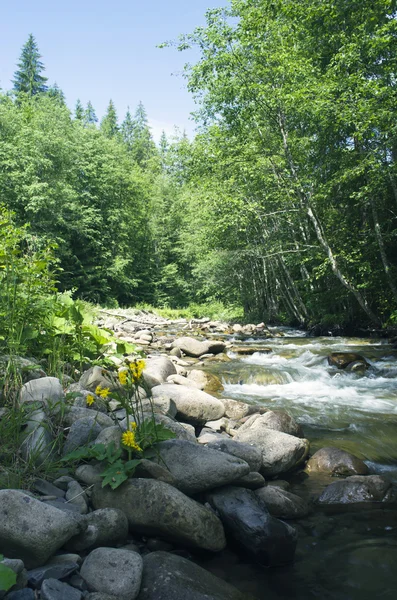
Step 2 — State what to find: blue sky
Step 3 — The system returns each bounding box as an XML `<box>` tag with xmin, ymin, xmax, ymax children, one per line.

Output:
<box><xmin>0</xmin><ymin>0</ymin><xmax>227</xmax><ymax>141</ymax></box>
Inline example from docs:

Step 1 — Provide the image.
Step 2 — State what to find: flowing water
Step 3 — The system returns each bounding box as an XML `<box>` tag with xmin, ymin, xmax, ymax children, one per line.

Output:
<box><xmin>197</xmin><ymin>329</ymin><xmax>397</xmax><ymax>599</ymax></box>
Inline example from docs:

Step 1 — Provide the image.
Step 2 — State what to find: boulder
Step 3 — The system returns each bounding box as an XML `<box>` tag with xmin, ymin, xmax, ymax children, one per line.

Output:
<box><xmin>20</xmin><ymin>420</ymin><xmax>54</xmax><ymax>466</ymax></box>
<box><xmin>143</xmin><ymin>357</ymin><xmax>176</xmax><ymax>389</ymax></box>
<box><xmin>40</xmin><ymin>578</ymin><xmax>83</xmax><ymax>600</ymax></box>
<box><xmin>65</xmin><ymin>480</ymin><xmax>88</xmax><ymax>514</ymax></box>
<box><xmin>317</xmin><ymin>475</ymin><xmax>396</xmax><ymax>505</ymax></box>
<box><xmin>206</xmin><ymin>438</ymin><xmax>262</xmax><ymax>472</ymax></box>
<box><xmin>305</xmin><ymin>447</ymin><xmax>369</xmax><ymax>477</ymax></box>
<box><xmin>166</xmin><ymin>374</ymin><xmax>201</xmax><ymax>388</ymax></box>
<box><xmin>91</xmin><ymin>479</ymin><xmax>226</xmax><ymax>552</ymax></box>
<box><xmin>186</xmin><ymin>370</ymin><xmax>224</xmax><ymax>393</ymax></box>
<box><xmin>207</xmin><ymin>486</ymin><xmax>297</xmax><ymax>566</ymax></box>
<box><xmin>234</xmin><ymin>416</ymin><xmax>310</xmax><ymax>476</ymax></box>
<box><xmin>257</xmin><ymin>410</ymin><xmax>304</xmax><ymax>438</ymax></box>
<box><xmin>255</xmin><ymin>486</ymin><xmax>310</xmax><ymax>519</ymax></box>
<box><xmin>171</xmin><ymin>337</ymin><xmax>226</xmax><ymax>358</ymax></box>
<box><xmin>63</xmin><ymin>407</ymin><xmax>114</xmax><ymax>429</ymax></box>
<box><xmin>0</xmin><ymin>490</ymin><xmax>85</xmax><ymax>568</ymax></box>
<box><xmin>62</xmin><ymin>417</ymin><xmax>103</xmax><ymax>456</ymax></box>
<box><xmin>222</xmin><ymin>399</ymin><xmax>262</xmax><ymax>421</ymax></box>
<box><xmin>232</xmin><ymin>472</ymin><xmax>266</xmax><ymax>490</ymax></box>
<box><xmin>27</xmin><ymin>561</ymin><xmax>79</xmax><ymax>588</ymax></box>
<box><xmin>79</xmin><ymin>366</ymin><xmax>117</xmax><ymax>392</ymax></box>
<box><xmin>151</xmin><ymin>440</ymin><xmax>250</xmax><ymax>495</ymax></box>
<box><xmin>80</xmin><ymin>548</ymin><xmax>142</xmax><ymax>600</ymax></box>
<box><xmin>152</xmin><ymin>384</ymin><xmax>224</xmax><ymax>425</ymax></box>
<box><xmin>136</xmin><ymin>551</ymin><xmax>251</xmax><ymax>600</ymax></box>
<box><xmin>19</xmin><ymin>377</ymin><xmax>64</xmax><ymax>409</ymax></box>
<box><xmin>327</xmin><ymin>352</ymin><xmax>369</xmax><ymax>370</ymax></box>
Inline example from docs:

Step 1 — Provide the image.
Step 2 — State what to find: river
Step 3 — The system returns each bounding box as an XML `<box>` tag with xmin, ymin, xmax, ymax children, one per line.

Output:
<box><xmin>197</xmin><ymin>329</ymin><xmax>397</xmax><ymax>599</ymax></box>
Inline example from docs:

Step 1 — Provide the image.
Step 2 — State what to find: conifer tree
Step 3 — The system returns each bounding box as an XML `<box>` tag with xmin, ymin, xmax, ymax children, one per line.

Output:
<box><xmin>121</xmin><ymin>107</ymin><xmax>134</xmax><ymax>148</ymax></box>
<box><xmin>48</xmin><ymin>82</ymin><xmax>66</xmax><ymax>105</ymax></box>
<box><xmin>75</xmin><ymin>99</ymin><xmax>84</xmax><ymax>121</ymax></box>
<box><xmin>13</xmin><ymin>34</ymin><xmax>48</xmax><ymax>96</ymax></box>
<box><xmin>130</xmin><ymin>101</ymin><xmax>156</xmax><ymax>165</ymax></box>
<box><xmin>84</xmin><ymin>101</ymin><xmax>98</xmax><ymax>126</ymax></box>
<box><xmin>100</xmin><ymin>99</ymin><xmax>119</xmax><ymax>138</ymax></box>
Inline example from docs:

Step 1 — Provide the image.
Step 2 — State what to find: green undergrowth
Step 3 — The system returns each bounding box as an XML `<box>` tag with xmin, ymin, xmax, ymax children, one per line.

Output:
<box><xmin>132</xmin><ymin>301</ymin><xmax>244</xmax><ymax>322</ymax></box>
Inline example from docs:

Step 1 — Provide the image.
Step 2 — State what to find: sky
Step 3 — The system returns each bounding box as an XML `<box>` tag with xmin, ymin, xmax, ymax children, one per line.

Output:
<box><xmin>0</xmin><ymin>0</ymin><xmax>228</xmax><ymax>141</ymax></box>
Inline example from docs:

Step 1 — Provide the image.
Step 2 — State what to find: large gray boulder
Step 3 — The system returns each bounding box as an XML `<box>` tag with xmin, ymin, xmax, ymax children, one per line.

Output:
<box><xmin>122</xmin><ymin>411</ymin><xmax>196</xmax><ymax>442</ymax></box>
<box><xmin>65</xmin><ymin>509</ymin><xmax>129</xmax><ymax>552</ymax></box>
<box><xmin>186</xmin><ymin>370</ymin><xmax>224</xmax><ymax>393</ymax></box>
<box><xmin>207</xmin><ymin>486</ymin><xmax>297</xmax><ymax>566</ymax></box>
<box><xmin>206</xmin><ymin>438</ymin><xmax>262</xmax><ymax>473</ymax></box>
<box><xmin>0</xmin><ymin>490</ymin><xmax>85</xmax><ymax>568</ymax></box>
<box><xmin>91</xmin><ymin>479</ymin><xmax>226</xmax><ymax>552</ymax></box>
<box><xmin>171</xmin><ymin>337</ymin><xmax>226</xmax><ymax>358</ymax></box>
<box><xmin>143</xmin><ymin>356</ymin><xmax>176</xmax><ymax>389</ymax></box>
<box><xmin>305</xmin><ymin>447</ymin><xmax>369</xmax><ymax>477</ymax></box>
<box><xmin>19</xmin><ymin>377</ymin><xmax>64</xmax><ymax>407</ymax></box>
<box><xmin>222</xmin><ymin>399</ymin><xmax>263</xmax><ymax>420</ymax></box>
<box><xmin>63</xmin><ymin>407</ymin><xmax>114</xmax><ymax>429</ymax></box>
<box><xmin>151</xmin><ymin>440</ymin><xmax>250</xmax><ymax>495</ymax></box>
<box><xmin>257</xmin><ymin>410</ymin><xmax>304</xmax><ymax>438</ymax></box>
<box><xmin>255</xmin><ymin>486</ymin><xmax>310</xmax><ymax>519</ymax></box>
<box><xmin>80</xmin><ymin>548</ymin><xmax>142</xmax><ymax>600</ymax></box>
<box><xmin>317</xmin><ymin>475</ymin><xmax>396</xmax><ymax>505</ymax></box>
<box><xmin>79</xmin><ymin>366</ymin><xmax>118</xmax><ymax>392</ymax></box>
<box><xmin>152</xmin><ymin>384</ymin><xmax>225</xmax><ymax>425</ymax></box>
<box><xmin>234</xmin><ymin>415</ymin><xmax>309</xmax><ymax>476</ymax></box>
<box><xmin>136</xmin><ymin>551</ymin><xmax>251</xmax><ymax>600</ymax></box>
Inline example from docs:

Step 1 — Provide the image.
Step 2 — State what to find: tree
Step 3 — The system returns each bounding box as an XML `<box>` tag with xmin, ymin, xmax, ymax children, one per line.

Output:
<box><xmin>129</xmin><ymin>101</ymin><xmax>157</xmax><ymax>166</ymax></box>
<box><xmin>74</xmin><ymin>99</ymin><xmax>84</xmax><ymax>121</ymax></box>
<box><xmin>13</xmin><ymin>34</ymin><xmax>48</xmax><ymax>96</ymax></box>
<box><xmin>100</xmin><ymin>99</ymin><xmax>119</xmax><ymax>138</ymax></box>
<box><xmin>47</xmin><ymin>82</ymin><xmax>66</xmax><ymax>105</ymax></box>
<box><xmin>84</xmin><ymin>101</ymin><xmax>98</xmax><ymax>126</ymax></box>
<box><xmin>121</xmin><ymin>107</ymin><xmax>134</xmax><ymax>148</ymax></box>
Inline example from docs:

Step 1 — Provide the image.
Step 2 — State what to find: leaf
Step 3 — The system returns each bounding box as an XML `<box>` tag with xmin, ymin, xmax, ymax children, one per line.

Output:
<box><xmin>0</xmin><ymin>561</ymin><xmax>17</xmax><ymax>592</ymax></box>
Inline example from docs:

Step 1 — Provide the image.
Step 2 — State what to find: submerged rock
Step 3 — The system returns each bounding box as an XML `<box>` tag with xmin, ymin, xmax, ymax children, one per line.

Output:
<box><xmin>255</xmin><ymin>486</ymin><xmax>310</xmax><ymax>519</ymax></box>
<box><xmin>318</xmin><ymin>475</ymin><xmax>396</xmax><ymax>505</ymax></box>
<box><xmin>327</xmin><ymin>353</ymin><xmax>369</xmax><ymax>370</ymax></box>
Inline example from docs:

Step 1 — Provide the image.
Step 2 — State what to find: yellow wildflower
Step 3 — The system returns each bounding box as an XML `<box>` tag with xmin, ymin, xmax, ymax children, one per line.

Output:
<box><xmin>131</xmin><ymin>421</ymin><xmax>137</xmax><ymax>430</ymax></box>
<box><xmin>129</xmin><ymin>359</ymin><xmax>145</xmax><ymax>382</ymax></box>
<box><xmin>95</xmin><ymin>384</ymin><xmax>110</xmax><ymax>399</ymax></box>
<box><xmin>118</xmin><ymin>370</ymin><xmax>127</xmax><ymax>386</ymax></box>
<box><xmin>122</xmin><ymin>429</ymin><xmax>142</xmax><ymax>452</ymax></box>
<box><xmin>86</xmin><ymin>394</ymin><xmax>95</xmax><ymax>406</ymax></box>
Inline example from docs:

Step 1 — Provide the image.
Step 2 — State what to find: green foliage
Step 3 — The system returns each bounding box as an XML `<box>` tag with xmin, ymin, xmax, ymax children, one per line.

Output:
<box><xmin>0</xmin><ymin>556</ymin><xmax>17</xmax><ymax>592</ymax></box>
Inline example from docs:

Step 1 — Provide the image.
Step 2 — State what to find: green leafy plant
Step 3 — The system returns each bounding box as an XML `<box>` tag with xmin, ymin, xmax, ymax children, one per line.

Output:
<box><xmin>62</xmin><ymin>359</ymin><xmax>175</xmax><ymax>489</ymax></box>
<box><xmin>0</xmin><ymin>555</ymin><xmax>17</xmax><ymax>592</ymax></box>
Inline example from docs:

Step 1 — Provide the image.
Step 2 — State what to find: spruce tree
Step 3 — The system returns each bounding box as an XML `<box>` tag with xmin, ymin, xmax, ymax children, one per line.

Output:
<box><xmin>13</xmin><ymin>34</ymin><xmax>48</xmax><ymax>96</ymax></box>
<box><xmin>130</xmin><ymin>101</ymin><xmax>156</xmax><ymax>165</ymax></box>
<box><xmin>84</xmin><ymin>101</ymin><xmax>98</xmax><ymax>126</ymax></box>
<box><xmin>48</xmin><ymin>82</ymin><xmax>66</xmax><ymax>105</ymax></box>
<box><xmin>100</xmin><ymin>99</ymin><xmax>119</xmax><ymax>138</ymax></box>
<box><xmin>75</xmin><ymin>99</ymin><xmax>84</xmax><ymax>121</ymax></box>
<box><xmin>121</xmin><ymin>107</ymin><xmax>134</xmax><ymax>148</ymax></box>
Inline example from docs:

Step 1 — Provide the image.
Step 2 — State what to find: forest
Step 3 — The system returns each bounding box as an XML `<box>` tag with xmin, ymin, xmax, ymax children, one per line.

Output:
<box><xmin>1</xmin><ymin>0</ymin><xmax>397</xmax><ymax>331</ymax></box>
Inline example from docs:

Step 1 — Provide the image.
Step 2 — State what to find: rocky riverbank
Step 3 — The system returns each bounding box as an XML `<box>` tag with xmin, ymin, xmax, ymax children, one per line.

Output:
<box><xmin>1</xmin><ymin>313</ymin><xmax>397</xmax><ymax>599</ymax></box>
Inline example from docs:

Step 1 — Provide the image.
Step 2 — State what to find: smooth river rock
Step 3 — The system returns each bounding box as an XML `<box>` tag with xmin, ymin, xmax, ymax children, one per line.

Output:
<box><xmin>80</xmin><ymin>547</ymin><xmax>142</xmax><ymax>600</ymax></box>
<box><xmin>206</xmin><ymin>438</ymin><xmax>262</xmax><ymax>472</ymax></box>
<box><xmin>327</xmin><ymin>352</ymin><xmax>369</xmax><ymax>370</ymax></box>
<box><xmin>151</xmin><ymin>439</ymin><xmax>250</xmax><ymax>495</ymax></box>
<box><xmin>255</xmin><ymin>486</ymin><xmax>310</xmax><ymax>519</ymax></box>
<box><xmin>136</xmin><ymin>551</ymin><xmax>251</xmax><ymax>600</ymax></box>
<box><xmin>171</xmin><ymin>337</ymin><xmax>226</xmax><ymax>358</ymax></box>
<box><xmin>257</xmin><ymin>410</ymin><xmax>304</xmax><ymax>438</ymax></box>
<box><xmin>91</xmin><ymin>478</ymin><xmax>226</xmax><ymax>552</ymax></box>
<box><xmin>318</xmin><ymin>475</ymin><xmax>396</xmax><ymax>505</ymax></box>
<box><xmin>143</xmin><ymin>356</ymin><xmax>177</xmax><ymax>389</ymax></box>
<box><xmin>65</xmin><ymin>508</ymin><xmax>129</xmax><ymax>552</ymax></box>
<box><xmin>151</xmin><ymin>384</ymin><xmax>225</xmax><ymax>425</ymax></box>
<box><xmin>306</xmin><ymin>447</ymin><xmax>369</xmax><ymax>477</ymax></box>
<box><xmin>0</xmin><ymin>490</ymin><xmax>85</xmax><ymax>568</ymax></box>
<box><xmin>207</xmin><ymin>486</ymin><xmax>297</xmax><ymax>566</ymax></box>
<box><xmin>234</xmin><ymin>416</ymin><xmax>310</xmax><ymax>476</ymax></box>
